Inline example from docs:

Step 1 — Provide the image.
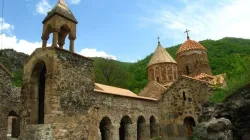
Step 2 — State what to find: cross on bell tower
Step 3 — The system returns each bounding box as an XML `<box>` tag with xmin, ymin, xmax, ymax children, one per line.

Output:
<box><xmin>184</xmin><ymin>29</ymin><xmax>190</xmax><ymax>40</ymax></box>
<box><xmin>41</xmin><ymin>0</ymin><xmax>78</xmax><ymax>52</ymax></box>
<box><xmin>157</xmin><ymin>36</ymin><xmax>160</xmax><ymax>43</ymax></box>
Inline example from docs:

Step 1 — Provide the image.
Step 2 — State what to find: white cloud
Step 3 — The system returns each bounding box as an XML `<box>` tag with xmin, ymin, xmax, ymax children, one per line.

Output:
<box><xmin>0</xmin><ymin>19</ymin><xmax>41</xmax><ymax>54</ymax></box>
<box><xmin>69</xmin><ymin>0</ymin><xmax>81</xmax><ymax>5</ymax></box>
<box><xmin>0</xmin><ymin>34</ymin><xmax>42</xmax><ymax>55</ymax></box>
<box><xmin>0</xmin><ymin>18</ymin><xmax>14</xmax><ymax>35</ymax></box>
<box><xmin>79</xmin><ymin>48</ymin><xmax>117</xmax><ymax>60</ymax></box>
<box><xmin>35</xmin><ymin>0</ymin><xmax>81</xmax><ymax>15</ymax></box>
<box><xmin>36</xmin><ymin>0</ymin><xmax>52</xmax><ymax>15</ymax></box>
<box><xmin>140</xmin><ymin>0</ymin><xmax>250</xmax><ymax>44</ymax></box>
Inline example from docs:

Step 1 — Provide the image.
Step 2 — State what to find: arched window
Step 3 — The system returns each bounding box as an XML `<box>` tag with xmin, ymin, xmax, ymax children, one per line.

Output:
<box><xmin>119</xmin><ymin>116</ymin><xmax>132</xmax><ymax>140</ymax></box>
<box><xmin>184</xmin><ymin>117</ymin><xmax>196</xmax><ymax>138</ymax></box>
<box><xmin>137</xmin><ymin>116</ymin><xmax>146</xmax><ymax>140</ymax></box>
<box><xmin>7</xmin><ymin>111</ymin><xmax>19</xmax><ymax>138</ymax></box>
<box><xmin>30</xmin><ymin>61</ymin><xmax>47</xmax><ymax>124</ymax></box>
<box><xmin>58</xmin><ymin>24</ymin><xmax>71</xmax><ymax>49</ymax></box>
<box><xmin>167</xmin><ymin>67</ymin><xmax>172</xmax><ymax>74</ymax></box>
<box><xmin>150</xmin><ymin>116</ymin><xmax>158</xmax><ymax>139</ymax></box>
<box><xmin>99</xmin><ymin>117</ymin><xmax>112</xmax><ymax>140</ymax></box>
<box><xmin>150</xmin><ymin>68</ymin><xmax>154</xmax><ymax>80</ymax></box>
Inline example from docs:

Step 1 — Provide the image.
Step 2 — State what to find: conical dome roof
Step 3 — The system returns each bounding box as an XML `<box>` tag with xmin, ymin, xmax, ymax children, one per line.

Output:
<box><xmin>176</xmin><ymin>37</ymin><xmax>206</xmax><ymax>54</ymax></box>
<box><xmin>42</xmin><ymin>0</ymin><xmax>78</xmax><ymax>24</ymax></box>
<box><xmin>147</xmin><ymin>42</ymin><xmax>176</xmax><ymax>67</ymax></box>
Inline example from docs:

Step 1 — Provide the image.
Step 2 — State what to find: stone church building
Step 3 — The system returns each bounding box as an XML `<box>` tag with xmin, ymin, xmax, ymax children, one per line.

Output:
<box><xmin>0</xmin><ymin>0</ymin><xmax>226</xmax><ymax>140</ymax></box>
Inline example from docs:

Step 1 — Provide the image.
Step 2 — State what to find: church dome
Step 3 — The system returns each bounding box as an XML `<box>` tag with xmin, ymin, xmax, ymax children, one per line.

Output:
<box><xmin>176</xmin><ymin>38</ymin><xmax>206</xmax><ymax>55</ymax></box>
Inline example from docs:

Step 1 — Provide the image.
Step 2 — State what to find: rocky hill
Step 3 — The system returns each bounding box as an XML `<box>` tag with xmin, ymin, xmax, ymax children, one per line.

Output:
<box><xmin>193</xmin><ymin>84</ymin><xmax>250</xmax><ymax>140</ymax></box>
<box><xmin>0</xmin><ymin>49</ymin><xmax>29</xmax><ymax>72</ymax></box>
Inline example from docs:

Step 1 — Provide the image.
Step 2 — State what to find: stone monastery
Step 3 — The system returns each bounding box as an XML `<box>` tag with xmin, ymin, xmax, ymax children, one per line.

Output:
<box><xmin>0</xmin><ymin>0</ymin><xmax>226</xmax><ymax>140</ymax></box>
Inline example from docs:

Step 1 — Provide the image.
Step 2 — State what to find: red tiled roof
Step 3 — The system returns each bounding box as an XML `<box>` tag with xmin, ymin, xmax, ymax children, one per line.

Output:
<box><xmin>194</xmin><ymin>73</ymin><xmax>225</xmax><ymax>85</ymax></box>
<box><xmin>194</xmin><ymin>73</ymin><xmax>214</xmax><ymax>79</ymax></box>
<box><xmin>176</xmin><ymin>38</ymin><xmax>206</xmax><ymax>54</ymax></box>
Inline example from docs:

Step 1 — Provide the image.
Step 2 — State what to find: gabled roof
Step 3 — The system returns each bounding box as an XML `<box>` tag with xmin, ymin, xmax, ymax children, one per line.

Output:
<box><xmin>42</xmin><ymin>0</ymin><xmax>78</xmax><ymax>24</ymax></box>
<box><xmin>147</xmin><ymin>42</ymin><xmax>176</xmax><ymax>67</ymax></box>
<box><xmin>94</xmin><ymin>83</ymin><xmax>156</xmax><ymax>100</ymax></box>
<box><xmin>95</xmin><ymin>83</ymin><xmax>136</xmax><ymax>97</ymax></box>
<box><xmin>139</xmin><ymin>81</ymin><xmax>167</xmax><ymax>100</ymax></box>
<box><xmin>0</xmin><ymin>63</ymin><xmax>13</xmax><ymax>77</ymax></box>
<box><xmin>176</xmin><ymin>37</ymin><xmax>206</xmax><ymax>54</ymax></box>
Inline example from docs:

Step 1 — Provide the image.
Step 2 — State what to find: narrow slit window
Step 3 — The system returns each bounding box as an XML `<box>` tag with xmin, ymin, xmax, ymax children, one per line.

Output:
<box><xmin>183</xmin><ymin>91</ymin><xmax>186</xmax><ymax>101</ymax></box>
<box><xmin>186</xmin><ymin>66</ymin><xmax>189</xmax><ymax>75</ymax></box>
<box><xmin>157</xmin><ymin>77</ymin><xmax>160</xmax><ymax>82</ymax></box>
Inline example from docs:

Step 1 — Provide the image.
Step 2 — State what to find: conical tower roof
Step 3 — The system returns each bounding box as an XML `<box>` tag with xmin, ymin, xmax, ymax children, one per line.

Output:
<box><xmin>42</xmin><ymin>0</ymin><xmax>78</xmax><ymax>24</ymax></box>
<box><xmin>147</xmin><ymin>42</ymin><xmax>176</xmax><ymax>67</ymax></box>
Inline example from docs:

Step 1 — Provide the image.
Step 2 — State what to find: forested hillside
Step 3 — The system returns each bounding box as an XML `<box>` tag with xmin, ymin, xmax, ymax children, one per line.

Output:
<box><xmin>1</xmin><ymin>37</ymin><xmax>250</xmax><ymax>96</ymax></box>
<box><xmin>128</xmin><ymin>37</ymin><xmax>250</xmax><ymax>93</ymax></box>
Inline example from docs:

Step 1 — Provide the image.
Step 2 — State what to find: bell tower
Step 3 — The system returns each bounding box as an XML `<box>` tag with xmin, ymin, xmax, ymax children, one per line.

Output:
<box><xmin>147</xmin><ymin>38</ymin><xmax>178</xmax><ymax>85</ymax></box>
<box><xmin>41</xmin><ymin>0</ymin><xmax>78</xmax><ymax>52</ymax></box>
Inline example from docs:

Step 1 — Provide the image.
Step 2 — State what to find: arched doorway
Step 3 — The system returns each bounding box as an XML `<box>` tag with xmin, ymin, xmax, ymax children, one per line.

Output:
<box><xmin>119</xmin><ymin>116</ymin><xmax>132</xmax><ymax>140</ymax></box>
<box><xmin>184</xmin><ymin>117</ymin><xmax>196</xmax><ymax>138</ymax></box>
<box><xmin>137</xmin><ymin>116</ymin><xmax>146</xmax><ymax>140</ymax></box>
<box><xmin>150</xmin><ymin>116</ymin><xmax>158</xmax><ymax>139</ymax></box>
<box><xmin>99</xmin><ymin>117</ymin><xmax>112</xmax><ymax>140</ymax></box>
<box><xmin>30</xmin><ymin>61</ymin><xmax>47</xmax><ymax>124</ymax></box>
<box><xmin>7</xmin><ymin>111</ymin><xmax>19</xmax><ymax>138</ymax></box>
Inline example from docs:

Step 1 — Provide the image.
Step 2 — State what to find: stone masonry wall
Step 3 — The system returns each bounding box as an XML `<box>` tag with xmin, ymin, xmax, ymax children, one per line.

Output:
<box><xmin>20</xmin><ymin>47</ymin><xmax>160</xmax><ymax>140</ymax></box>
<box><xmin>177</xmin><ymin>50</ymin><xmax>212</xmax><ymax>77</ymax></box>
<box><xmin>0</xmin><ymin>66</ymin><xmax>20</xmax><ymax>140</ymax></box>
<box><xmin>148</xmin><ymin>63</ymin><xmax>178</xmax><ymax>85</ymax></box>
<box><xmin>159</xmin><ymin>77</ymin><xmax>212</xmax><ymax>139</ymax></box>
<box><xmin>20</xmin><ymin>47</ymin><xmax>94</xmax><ymax>131</ymax></box>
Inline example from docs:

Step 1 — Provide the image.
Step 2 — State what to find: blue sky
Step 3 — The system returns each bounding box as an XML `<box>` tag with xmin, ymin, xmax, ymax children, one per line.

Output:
<box><xmin>1</xmin><ymin>0</ymin><xmax>250</xmax><ymax>62</ymax></box>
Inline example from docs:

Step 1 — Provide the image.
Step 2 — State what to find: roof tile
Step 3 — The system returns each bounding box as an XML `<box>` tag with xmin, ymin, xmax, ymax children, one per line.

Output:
<box><xmin>176</xmin><ymin>39</ymin><xmax>206</xmax><ymax>54</ymax></box>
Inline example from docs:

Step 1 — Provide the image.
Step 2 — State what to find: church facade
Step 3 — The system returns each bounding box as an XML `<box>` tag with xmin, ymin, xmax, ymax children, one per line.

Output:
<box><xmin>0</xmin><ymin>0</ymin><xmax>226</xmax><ymax>140</ymax></box>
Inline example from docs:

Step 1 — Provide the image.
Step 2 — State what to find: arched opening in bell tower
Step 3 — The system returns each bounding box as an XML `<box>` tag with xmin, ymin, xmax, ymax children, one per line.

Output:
<box><xmin>30</xmin><ymin>61</ymin><xmax>47</xmax><ymax>124</ymax></box>
<box><xmin>42</xmin><ymin>24</ymin><xmax>53</xmax><ymax>47</ymax></box>
<box><xmin>58</xmin><ymin>24</ymin><xmax>71</xmax><ymax>49</ymax></box>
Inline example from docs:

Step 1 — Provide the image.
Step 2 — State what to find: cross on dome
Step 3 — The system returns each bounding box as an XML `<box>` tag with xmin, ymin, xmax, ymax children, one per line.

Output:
<box><xmin>184</xmin><ymin>29</ymin><xmax>190</xmax><ymax>40</ymax></box>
